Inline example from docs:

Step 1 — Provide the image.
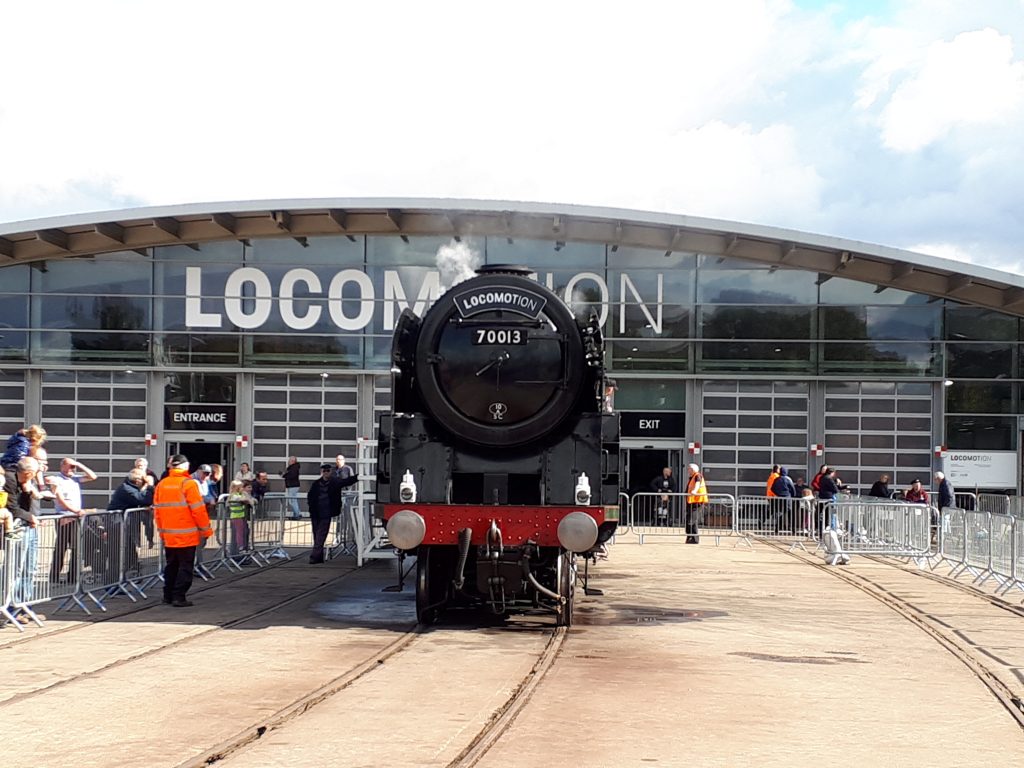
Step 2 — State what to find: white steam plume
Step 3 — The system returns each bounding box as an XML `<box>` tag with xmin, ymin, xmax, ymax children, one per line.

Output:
<box><xmin>436</xmin><ymin>239</ymin><xmax>481</xmax><ymax>287</ymax></box>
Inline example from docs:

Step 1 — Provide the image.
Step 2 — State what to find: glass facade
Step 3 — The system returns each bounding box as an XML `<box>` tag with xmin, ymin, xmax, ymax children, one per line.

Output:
<box><xmin>0</xmin><ymin>224</ymin><xmax>1021</xmax><ymax>500</ymax></box>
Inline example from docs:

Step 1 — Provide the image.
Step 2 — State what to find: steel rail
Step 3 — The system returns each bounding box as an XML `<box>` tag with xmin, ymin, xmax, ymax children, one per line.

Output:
<box><xmin>765</xmin><ymin>541</ymin><xmax>1024</xmax><ymax>730</ymax></box>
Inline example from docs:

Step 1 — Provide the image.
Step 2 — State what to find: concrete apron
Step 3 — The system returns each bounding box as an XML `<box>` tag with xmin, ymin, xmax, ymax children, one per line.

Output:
<box><xmin>477</xmin><ymin>540</ymin><xmax>1024</xmax><ymax>768</ymax></box>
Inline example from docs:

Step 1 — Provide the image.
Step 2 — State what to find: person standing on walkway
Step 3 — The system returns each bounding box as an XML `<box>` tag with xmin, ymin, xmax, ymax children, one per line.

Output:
<box><xmin>282</xmin><ymin>457</ymin><xmax>301</xmax><ymax>519</ymax></box>
<box><xmin>109</xmin><ymin>468</ymin><xmax>155</xmax><ymax>573</ymax></box>
<box><xmin>649</xmin><ymin>467</ymin><xmax>677</xmax><ymax>526</ymax></box>
<box><xmin>226</xmin><ymin>479</ymin><xmax>254</xmax><ymax>559</ymax></box>
<box><xmin>770</xmin><ymin>466</ymin><xmax>797</xmax><ymax>532</ymax></box>
<box><xmin>816</xmin><ymin>466</ymin><xmax>839</xmax><ymax>535</ymax></box>
<box><xmin>154</xmin><ymin>455</ymin><xmax>212</xmax><ymax>607</ymax></box>
<box><xmin>48</xmin><ymin>457</ymin><xmax>98</xmax><ymax>584</ymax></box>
<box><xmin>684</xmin><ymin>464</ymin><xmax>708</xmax><ymax>544</ymax></box>
<box><xmin>934</xmin><ymin>472</ymin><xmax>955</xmax><ymax>510</ymax></box>
<box><xmin>306</xmin><ymin>462</ymin><xmax>359</xmax><ymax>563</ymax></box>
<box><xmin>5</xmin><ymin>456</ymin><xmax>44</xmax><ymax>622</ymax></box>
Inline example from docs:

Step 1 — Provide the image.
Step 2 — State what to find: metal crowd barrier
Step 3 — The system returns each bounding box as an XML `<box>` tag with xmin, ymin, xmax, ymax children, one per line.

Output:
<box><xmin>2</xmin><ymin>481</ymin><xmax>391</xmax><ymax>631</ymax></box>
<box><xmin>977</xmin><ymin>493</ymin><xmax>1009</xmax><ymax>515</ymax></box>
<box><xmin>251</xmin><ymin>493</ymin><xmax>290</xmax><ymax>561</ymax></box>
<box><xmin>931</xmin><ymin>509</ymin><xmax>1024</xmax><ymax>598</ymax></box>
<box><xmin>124</xmin><ymin>507</ymin><xmax>162</xmax><ymax>597</ymax></box>
<box><xmin>213</xmin><ymin>496</ymin><xmax>269</xmax><ymax>571</ymax></box>
<box><xmin>823</xmin><ymin>501</ymin><xmax>933</xmax><ymax>558</ymax></box>
<box><xmin>733</xmin><ymin>496</ymin><xmax>817</xmax><ymax>549</ymax></box>
<box><xmin>1</xmin><ymin>533</ymin><xmax>17</xmax><ymax>629</ymax></box>
<box><xmin>628</xmin><ymin>492</ymin><xmax>736</xmax><ymax>545</ymax></box>
<box><xmin>954</xmin><ymin>492</ymin><xmax>977</xmax><ymax>511</ymax></box>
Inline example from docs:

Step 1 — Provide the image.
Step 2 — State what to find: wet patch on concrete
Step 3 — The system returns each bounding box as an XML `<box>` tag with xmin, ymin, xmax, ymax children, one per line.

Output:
<box><xmin>573</xmin><ymin>603</ymin><xmax>728</xmax><ymax>626</ymax></box>
<box><xmin>729</xmin><ymin>651</ymin><xmax>869</xmax><ymax>665</ymax></box>
<box><xmin>311</xmin><ymin>582</ymin><xmax>416</xmax><ymax>627</ymax></box>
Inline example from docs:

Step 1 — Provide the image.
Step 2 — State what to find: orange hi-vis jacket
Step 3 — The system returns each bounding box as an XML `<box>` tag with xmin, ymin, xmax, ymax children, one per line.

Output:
<box><xmin>154</xmin><ymin>468</ymin><xmax>213</xmax><ymax>548</ymax></box>
<box><xmin>686</xmin><ymin>472</ymin><xmax>708</xmax><ymax>504</ymax></box>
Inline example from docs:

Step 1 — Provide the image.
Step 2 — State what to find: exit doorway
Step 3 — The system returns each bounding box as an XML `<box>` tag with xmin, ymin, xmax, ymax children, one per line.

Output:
<box><xmin>624</xmin><ymin>448</ymin><xmax>683</xmax><ymax>495</ymax></box>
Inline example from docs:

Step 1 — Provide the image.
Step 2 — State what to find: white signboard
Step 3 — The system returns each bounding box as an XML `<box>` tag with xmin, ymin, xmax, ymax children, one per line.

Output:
<box><xmin>942</xmin><ymin>451</ymin><xmax>1018</xmax><ymax>488</ymax></box>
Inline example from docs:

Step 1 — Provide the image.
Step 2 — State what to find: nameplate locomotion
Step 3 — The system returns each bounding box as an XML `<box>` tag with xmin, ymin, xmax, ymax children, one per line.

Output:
<box><xmin>452</xmin><ymin>286</ymin><xmax>548</xmax><ymax>319</ymax></box>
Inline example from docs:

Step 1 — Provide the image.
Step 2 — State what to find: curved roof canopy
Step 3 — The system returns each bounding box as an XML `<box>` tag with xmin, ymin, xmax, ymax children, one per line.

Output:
<box><xmin>2</xmin><ymin>198</ymin><xmax>1022</xmax><ymax>315</ymax></box>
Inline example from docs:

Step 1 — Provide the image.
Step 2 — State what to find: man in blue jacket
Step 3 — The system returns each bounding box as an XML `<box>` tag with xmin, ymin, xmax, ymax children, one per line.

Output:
<box><xmin>770</xmin><ymin>467</ymin><xmax>797</xmax><ymax>533</ymax></box>
<box><xmin>108</xmin><ymin>467</ymin><xmax>155</xmax><ymax>573</ymax></box>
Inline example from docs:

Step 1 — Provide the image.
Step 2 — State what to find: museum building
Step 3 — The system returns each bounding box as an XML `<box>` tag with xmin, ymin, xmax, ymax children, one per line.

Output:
<box><xmin>0</xmin><ymin>199</ymin><xmax>1021</xmax><ymax>506</ymax></box>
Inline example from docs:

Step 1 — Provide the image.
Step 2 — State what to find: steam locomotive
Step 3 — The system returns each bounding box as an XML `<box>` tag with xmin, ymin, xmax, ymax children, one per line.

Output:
<box><xmin>377</xmin><ymin>264</ymin><xmax>620</xmax><ymax>625</ymax></box>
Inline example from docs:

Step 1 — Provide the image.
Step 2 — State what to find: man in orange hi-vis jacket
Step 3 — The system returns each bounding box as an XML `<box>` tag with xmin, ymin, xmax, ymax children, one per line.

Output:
<box><xmin>154</xmin><ymin>454</ymin><xmax>212</xmax><ymax>607</ymax></box>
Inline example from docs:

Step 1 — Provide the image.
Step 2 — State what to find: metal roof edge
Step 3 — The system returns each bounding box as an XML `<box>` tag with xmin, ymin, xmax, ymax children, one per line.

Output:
<box><xmin>1</xmin><ymin>196</ymin><xmax>1020</xmax><ymax>290</ymax></box>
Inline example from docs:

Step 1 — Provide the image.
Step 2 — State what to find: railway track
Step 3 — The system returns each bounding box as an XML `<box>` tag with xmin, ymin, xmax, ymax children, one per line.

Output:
<box><xmin>0</xmin><ymin>551</ymin><xmax>304</xmax><ymax>650</ymax></box>
<box><xmin>765</xmin><ymin>540</ymin><xmax>1024</xmax><ymax>730</ymax></box>
<box><xmin>185</xmin><ymin>623</ymin><xmax>567</xmax><ymax>768</ymax></box>
<box><xmin>0</xmin><ymin>559</ymin><xmax>363</xmax><ymax>707</ymax></box>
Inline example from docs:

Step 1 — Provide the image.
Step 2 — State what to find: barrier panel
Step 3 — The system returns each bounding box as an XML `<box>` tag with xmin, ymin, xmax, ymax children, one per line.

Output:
<box><xmin>1010</xmin><ymin>521</ymin><xmax>1024</xmax><ymax>595</ymax></box>
<box><xmin>986</xmin><ymin>514</ymin><xmax>1016</xmax><ymax>589</ymax></box>
<box><xmin>123</xmin><ymin>507</ymin><xmax>162</xmax><ymax>596</ymax></box>
<box><xmin>251</xmin><ymin>493</ymin><xmax>289</xmax><ymax>561</ymax></box>
<box><xmin>6</xmin><ymin>516</ymin><xmax>83</xmax><ymax>621</ymax></box>
<box><xmin>977</xmin><ymin>493</ymin><xmax>1009</xmax><ymax>516</ymax></box>
<box><xmin>75</xmin><ymin>510</ymin><xmax>136</xmax><ymax>610</ymax></box>
<box><xmin>350</xmin><ymin>443</ymin><xmax>392</xmax><ymax>566</ymax></box>
<box><xmin>629</xmin><ymin>492</ymin><xmax>735</xmax><ymax>545</ymax></box>
<box><xmin>1010</xmin><ymin>497</ymin><xmax>1024</xmax><ymax>520</ymax></box>
<box><xmin>1</xmin><ymin>533</ymin><xmax>22</xmax><ymax>630</ymax></box>
<box><xmin>954</xmin><ymin>492</ymin><xmax>977</xmax><ymax>511</ymax></box>
<box><xmin>939</xmin><ymin>508</ymin><xmax>966</xmax><ymax>571</ymax></box>
<box><xmin>825</xmin><ymin>501</ymin><xmax>933</xmax><ymax>557</ymax></box>
<box><xmin>213</xmin><ymin>497</ymin><xmax>267</xmax><ymax>571</ymax></box>
<box><xmin>735</xmin><ymin>496</ymin><xmax>816</xmax><ymax>542</ymax></box>
<box><xmin>935</xmin><ymin>511</ymin><xmax>1023</xmax><ymax>595</ymax></box>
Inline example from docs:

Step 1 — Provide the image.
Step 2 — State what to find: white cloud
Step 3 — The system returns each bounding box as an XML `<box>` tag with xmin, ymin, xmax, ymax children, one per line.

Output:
<box><xmin>878</xmin><ymin>28</ymin><xmax>1024</xmax><ymax>151</ymax></box>
<box><xmin>1</xmin><ymin>1</ymin><xmax>1023</xmax><ymax>279</ymax></box>
<box><xmin>905</xmin><ymin>241</ymin><xmax>977</xmax><ymax>263</ymax></box>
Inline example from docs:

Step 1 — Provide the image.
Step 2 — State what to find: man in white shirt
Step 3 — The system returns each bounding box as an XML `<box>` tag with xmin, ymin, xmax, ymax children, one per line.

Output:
<box><xmin>48</xmin><ymin>457</ymin><xmax>97</xmax><ymax>583</ymax></box>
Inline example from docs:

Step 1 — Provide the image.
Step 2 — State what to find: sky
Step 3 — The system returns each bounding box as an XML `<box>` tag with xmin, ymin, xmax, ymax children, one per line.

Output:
<box><xmin>1</xmin><ymin>1</ymin><xmax>1022</xmax><ymax>273</ymax></box>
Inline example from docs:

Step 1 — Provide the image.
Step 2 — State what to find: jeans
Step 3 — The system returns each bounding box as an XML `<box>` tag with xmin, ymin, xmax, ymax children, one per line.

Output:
<box><xmin>13</xmin><ymin>525</ymin><xmax>39</xmax><ymax>604</ymax></box>
<box><xmin>286</xmin><ymin>487</ymin><xmax>301</xmax><ymax>518</ymax></box>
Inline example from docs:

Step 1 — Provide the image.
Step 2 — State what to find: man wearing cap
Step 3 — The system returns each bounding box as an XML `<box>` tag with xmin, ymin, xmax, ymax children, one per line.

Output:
<box><xmin>154</xmin><ymin>455</ymin><xmax>213</xmax><ymax>606</ymax></box>
<box><xmin>306</xmin><ymin>462</ymin><xmax>359</xmax><ymax>564</ymax></box>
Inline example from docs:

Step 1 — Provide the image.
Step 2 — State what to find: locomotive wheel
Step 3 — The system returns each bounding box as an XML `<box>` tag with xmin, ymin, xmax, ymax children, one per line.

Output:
<box><xmin>556</xmin><ymin>551</ymin><xmax>576</xmax><ymax>627</ymax></box>
<box><xmin>416</xmin><ymin>546</ymin><xmax>451</xmax><ymax>625</ymax></box>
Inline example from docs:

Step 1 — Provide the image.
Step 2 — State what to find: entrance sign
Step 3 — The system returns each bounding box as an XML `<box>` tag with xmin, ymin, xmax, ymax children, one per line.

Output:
<box><xmin>164</xmin><ymin>404</ymin><xmax>237</xmax><ymax>432</ymax></box>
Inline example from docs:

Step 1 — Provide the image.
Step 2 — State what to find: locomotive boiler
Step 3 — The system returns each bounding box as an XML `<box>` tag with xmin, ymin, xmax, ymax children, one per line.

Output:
<box><xmin>377</xmin><ymin>264</ymin><xmax>620</xmax><ymax>625</ymax></box>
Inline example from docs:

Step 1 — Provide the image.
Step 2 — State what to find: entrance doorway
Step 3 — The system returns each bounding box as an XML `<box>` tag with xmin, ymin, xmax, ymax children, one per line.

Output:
<box><xmin>625</xmin><ymin>448</ymin><xmax>683</xmax><ymax>495</ymax></box>
<box><xmin>168</xmin><ymin>441</ymin><xmax>233</xmax><ymax>486</ymax></box>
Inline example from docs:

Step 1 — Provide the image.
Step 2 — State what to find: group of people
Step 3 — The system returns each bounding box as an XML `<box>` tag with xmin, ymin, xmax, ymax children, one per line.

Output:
<box><xmin>1</xmin><ymin>424</ymin><xmax>361</xmax><ymax>621</ymax></box>
<box><xmin>866</xmin><ymin>471</ymin><xmax>955</xmax><ymax>510</ymax></box>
